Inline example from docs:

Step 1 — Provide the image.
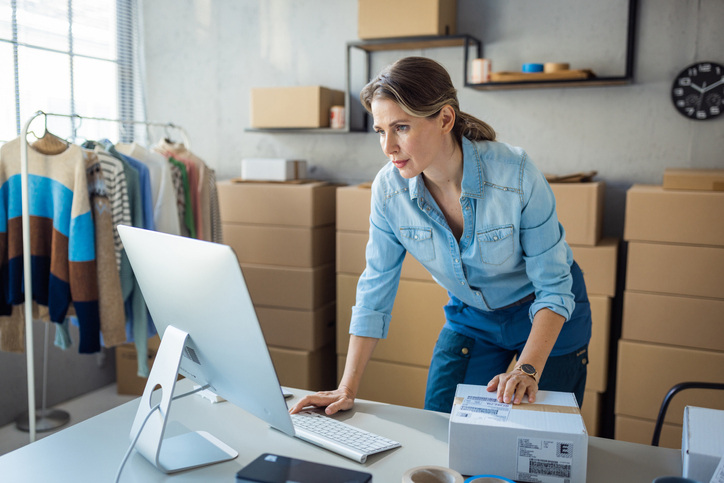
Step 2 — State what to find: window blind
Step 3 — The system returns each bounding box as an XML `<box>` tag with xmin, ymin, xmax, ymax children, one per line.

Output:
<box><xmin>0</xmin><ymin>0</ymin><xmax>147</xmax><ymax>144</ymax></box>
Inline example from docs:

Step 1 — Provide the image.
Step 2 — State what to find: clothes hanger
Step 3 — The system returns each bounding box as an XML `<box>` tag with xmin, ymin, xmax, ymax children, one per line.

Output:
<box><xmin>30</xmin><ymin>113</ymin><xmax>70</xmax><ymax>156</ymax></box>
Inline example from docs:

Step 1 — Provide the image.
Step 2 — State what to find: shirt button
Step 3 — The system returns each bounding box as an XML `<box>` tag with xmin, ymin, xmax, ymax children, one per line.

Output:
<box><xmin>414</xmin><ymin>235</ymin><xmax>418</xmax><ymax>239</ymax></box>
<box><xmin>461</xmin><ymin>348</ymin><xmax>469</xmax><ymax>355</ymax></box>
<box><xmin>503</xmin><ymin>187</ymin><xmax>508</xmax><ymax>191</ymax></box>
<box><xmin>466</xmin><ymin>235</ymin><xmax>470</xmax><ymax>238</ymax></box>
<box><xmin>454</xmin><ymin>259</ymin><xmax>459</xmax><ymax>263</ymax></box>
<box><xmin>426</xmin><ymin>207</ymin><xmax>431</xmax><ymax>211</ymax></box>
<box><xmin>460</xmin><ymin>281</ymin><xmax>465</xmax><ymax>285</ymax></box>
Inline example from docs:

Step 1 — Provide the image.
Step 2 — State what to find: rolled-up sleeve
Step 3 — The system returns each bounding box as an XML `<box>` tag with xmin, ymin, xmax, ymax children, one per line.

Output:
<box><xmin>348</xmin><ymin>176</ymin><xmax>406</xmax><ymax>339</ymax></box>
<box><xmin>519</xmin><ymin>157</ymin><xmax>575</xmax><ymax>322</ymax></box>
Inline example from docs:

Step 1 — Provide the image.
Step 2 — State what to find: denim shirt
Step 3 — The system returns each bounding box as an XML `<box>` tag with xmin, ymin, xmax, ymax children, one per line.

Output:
<box><xmin>349</xmin><ymin>137</ymin><xmax>575</xmax><ymax>339</ymax></box>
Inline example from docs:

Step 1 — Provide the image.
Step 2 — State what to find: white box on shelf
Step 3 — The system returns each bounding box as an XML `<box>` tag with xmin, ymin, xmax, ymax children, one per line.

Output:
<box><xmin>682</xmin><ymin>406</ymin><xmax>724</xmax><ymax>483</ymax></box>
<box><xmin>449</xmin><ymin>384</ymin><xmax>588</xmax><ymax>482</ymax></box>
<box><xmin>241</xmin><ymin>158</ymin><xmax>307</xmax><ymax>182</ymax></box>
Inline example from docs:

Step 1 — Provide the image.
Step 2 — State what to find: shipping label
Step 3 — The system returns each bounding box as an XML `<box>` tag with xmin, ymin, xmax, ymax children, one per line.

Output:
<box><xmin>451</xmin><ymin>395</ymin><xmax>511</xmax><ymax>424</ymax></box>
<box><xmin>517</xmin><ymin>437</ymin><xmax>574</xmax><ymax>483</ymax></box>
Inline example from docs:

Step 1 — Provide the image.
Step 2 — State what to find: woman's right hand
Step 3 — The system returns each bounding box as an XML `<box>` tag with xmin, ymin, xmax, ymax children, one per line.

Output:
<box><xmin>288</xmin><ymin>385</ymin><xmax>355</xmax><ymax>416</ymax></box>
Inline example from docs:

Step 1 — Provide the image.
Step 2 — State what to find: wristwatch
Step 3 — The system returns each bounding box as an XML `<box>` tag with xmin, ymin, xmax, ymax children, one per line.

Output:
<box><xmin>515</xmin><ymin>363</ymin><xmax>538</xmax><ymax>381</ymax></box>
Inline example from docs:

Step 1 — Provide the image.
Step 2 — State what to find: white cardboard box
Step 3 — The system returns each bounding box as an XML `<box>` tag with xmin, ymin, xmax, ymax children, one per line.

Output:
<box><xmin>241</xmin><ymin>159</ymin><xmax>307</xmax><ymax>181</ymax></box>
<box><xmin>683</xmin><ymin>406</ymin><xmax>724</xmax><ymax>482</ymax></box>
<box><xmin>449</xmin><ymin>384</ymin><xmax>588</xmax><ymax>482</ymax></box>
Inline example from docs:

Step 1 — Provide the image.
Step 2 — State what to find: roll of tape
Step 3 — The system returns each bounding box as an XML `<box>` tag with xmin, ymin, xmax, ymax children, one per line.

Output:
<box><xmin>402</xmin><ymin>466</ymin><xmax>464</xmax><ymax>483</ymax></box>
<box><xmin>464</xmin><ymin>476</ymin><xmax>516</xmax><ymax>483</ymax></box>
<box><xmin>544</xmin><ymin>62</ymin><xmax>570</xmax><ymax>73</ymax></box>
<box><xmin>522</xmin><ymin>63</ymin><xmax>544</xmax><ymax>73</ymax></box>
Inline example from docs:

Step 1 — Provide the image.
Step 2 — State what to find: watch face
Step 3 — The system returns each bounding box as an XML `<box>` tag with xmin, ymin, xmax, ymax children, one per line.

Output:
<box><xmin>671</xmin><ymin>62</ymin><xmax>724</xmax><ymax>120</ymax></box>
<box><xmin>520</xmin><ymin>363</ymin><xmax>536</xmax><ymax>375</ymax></box>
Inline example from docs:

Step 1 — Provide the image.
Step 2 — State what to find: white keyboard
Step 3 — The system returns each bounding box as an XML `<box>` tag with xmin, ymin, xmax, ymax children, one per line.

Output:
<box><xmin>291</xmin><ymin>411</ymin><xmax>401</xmax><ymax>463</ymax></box>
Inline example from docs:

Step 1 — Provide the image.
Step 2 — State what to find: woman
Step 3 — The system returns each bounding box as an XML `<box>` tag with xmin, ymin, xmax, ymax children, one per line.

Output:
<box><xmin>290</xmin><ymin>57</ymin><xmax>591</xmax><ymax>416</ymax></box>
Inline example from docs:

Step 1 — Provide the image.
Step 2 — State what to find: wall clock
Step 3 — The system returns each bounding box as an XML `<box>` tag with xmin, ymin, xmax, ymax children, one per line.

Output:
<box><xmin>671</xmin><ymin>62</ymin><xmax>724</xmax><ymax>120</ymax></box>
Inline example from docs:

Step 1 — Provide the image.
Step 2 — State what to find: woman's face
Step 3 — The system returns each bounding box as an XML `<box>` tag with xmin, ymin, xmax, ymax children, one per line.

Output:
<box><xmin>371</xmin><ymin>98</ymin><xmax>448</xmax><ymax>179</ymax></box>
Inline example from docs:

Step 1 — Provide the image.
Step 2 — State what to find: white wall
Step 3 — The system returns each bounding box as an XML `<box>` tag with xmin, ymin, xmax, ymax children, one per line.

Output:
<box><xmin>141</xmin><ymin>0</ymin><xmax>724</xmax><ymax>237</ymax></box>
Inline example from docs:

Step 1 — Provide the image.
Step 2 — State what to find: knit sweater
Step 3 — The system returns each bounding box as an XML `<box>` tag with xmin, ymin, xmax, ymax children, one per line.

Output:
<box><xmin>0</xmin><ymin>138</ymin><xmax>101</xmax><ymax>353</ymax></box>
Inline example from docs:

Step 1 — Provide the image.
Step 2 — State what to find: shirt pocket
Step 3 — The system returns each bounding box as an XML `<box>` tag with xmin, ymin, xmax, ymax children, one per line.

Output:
<box><xmin>400</xmin><ymin>226</ymin><xmax>435</xmax><ymax>262</ymax></box>
<box><xmin>477</xmin><ymin>225</ymin><xmax>514</xmax><ymax>265</ymax></box>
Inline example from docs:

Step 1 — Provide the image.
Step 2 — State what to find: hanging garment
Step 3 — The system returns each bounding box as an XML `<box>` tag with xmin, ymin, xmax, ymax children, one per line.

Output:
<box><xmin>95</xmin><ymin>149</ymin><xmax>131</xmax><ymax>271</ymax></box>
<box><xmin>85</xmin><ymin>141</ymin><xmax>151</xmax><ymax>376</ymax></box>
<box><xmin>114</xmin><ymin>142</ymin><xmax>180</xmax><ymax>235</ymax></box>
<box><xmin>0</xmin><ymin>138</ymin><xmax>101</xmax><ymax>353</ymax></box>
<box><xmin>153</xmin><ymin>141</ymin><xmax>203</xmax><ymax>239</ymax></box>
<box><xmin>83</xmin><ymin>150</ymin><xmax>126</xmax><ymax>347</ymax></box>
<box><xmin>167</xmin><ymin>159</ymin><xmax>190</xmax><ymax>238</ymax></box>
<box><xmin>168</xmin><ymin>157</ymin><xmax>195</xmax><ymax>238</ymax></box>
<box><xmin>154</xmin><ymin>140</ymin><xmax>221</xmax><ymax>243</ymax></box>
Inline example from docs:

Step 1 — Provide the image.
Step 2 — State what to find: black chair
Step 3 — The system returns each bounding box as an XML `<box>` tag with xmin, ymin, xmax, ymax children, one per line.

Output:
<box><xmin>652</xmin><ymin>382</ymin><xmax>724</xmax><ymax>446</ymax></box>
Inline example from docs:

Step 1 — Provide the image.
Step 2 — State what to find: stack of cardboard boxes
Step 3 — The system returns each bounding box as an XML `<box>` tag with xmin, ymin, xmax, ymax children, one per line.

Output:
<box><xmin>336</xmin><ymin>185</ymin><xmax>449</xmax><ymax>408</ymax></box>
<box><xmin>217</xmin><ymin>180</ymin><xmax>338</xmax><ymax>391</ymax></box>
<box><xmin>549</xmin><ymin>181</ymin><xmax>618</xmax><ymax>437</ymax></box>
<box><xmin>615</xmin><ymin>170</ymin><xmax>724</xmax><ymax>449</ymax></box>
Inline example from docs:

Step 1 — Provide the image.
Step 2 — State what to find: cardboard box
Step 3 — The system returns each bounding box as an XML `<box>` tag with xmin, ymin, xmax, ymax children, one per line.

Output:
<box><xmin>615</xmin><ymin>340</ymin><xmax>724</xmax><ymax>424</ymax></box>
<box><xmin>241</xmin><ymin>159</ymin><xmax>307</xmax><ymax>182</ymax></box>
<box><xmin>570</xmin><ymin>238</ymin><xmax>618</xmax><ymax>297</ymax></box>
<box><xmin>682</xmin><ymin>406</ymin><xmax>724</xmax><ymax>482</ymax></box>
<box><xmin>449</xmin><ymin>385</ymin><xmax>588</xmax><ymax>481</ymax></box>
<box><xmin>250</xmin><ymin>86</ymin><xmax>345</xmax><ymax>128</ymax></box>
<box><xmin>586</xmin><ymin>296</ymin><xmax>611</xmax><ymax>393</ymax></box>
<box><xmin>223</xmin><ymin>223</ymin><xmax>335</xmax><ymax>268</ymax></box>
<box><xmin>336</xmin><ymin>185</ymin><xmax>372</xmax><ymax>232</ymax></box>
<box><xmin>549</xmin><ymin>181</ymin><xmax>604</xmax><ymax>246</ymax></box>
<box><xmin>115</xmin><ymin>336</ymin><xmax>161</xmax><ymax>395</ymax></box>
<box><xmin>358</xmin><ymin>0</ymin><xmax>456</xmax><ymax>39</ymax></box>
<box><xmin>268</xmin><ymin>344</ymin><xmax>336</xmax><ymax>391</ymax></box>
<box><xmin>663</xmin><ymin>168</ymin><xmax>724</xmax><ymax>191</ymax></box>
<box><xmin>256</xmin><ymin>303</ymin><xmax>335</xmax><ymax>351</ymax></box>
<box><xmin>241</xmin><ymin>262</ymin><xmax>335</xmax><ymax>310</ymax></box>
<box><xmin>622</xmin><ymin>291</ymin><xmax>724</xmax><ymax>351</ymax></box>
<box><xmin>581</xmin><ymin>390</ymin><xmax>602</xmax><ymax>437</ymax></box>
<box><xmin>337</xmin><ymin>356</ymin><xmax>428</xmax><ymax>409</ymax></box>
<box><xmin>218</xmin><ymin>180</ymin><xmax>337</xmax><ymax>227</ymax></box>
<box><xmin>336</xmin><ymin>231</ymin><xmax>433</xmax><ymax>281</ymax></box>
<box><xmin>624</xmin><ymin>184</ymin><xmax>724</xmax><ymax>246</ymax></box>
<box><xmin>626</xmin><ymin>242</ymin><xmax>724</xmax><ymax>299</ymax></box>
<box><xmin>336</xmin><ymin>274</ymin><xmax>449</xmax><ymax>366</ymax></box>
<box><xmin>614</xmin><ymin>415</ymin><xmax>682</xmax><ymax>449</ymax></box>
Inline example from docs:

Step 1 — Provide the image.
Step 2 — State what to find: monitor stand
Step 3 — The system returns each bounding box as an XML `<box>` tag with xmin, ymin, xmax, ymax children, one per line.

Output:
<box><xmin>130</xmin><ymin>325</ymin><xmax>238</xmax><ymax>473</ymax></box>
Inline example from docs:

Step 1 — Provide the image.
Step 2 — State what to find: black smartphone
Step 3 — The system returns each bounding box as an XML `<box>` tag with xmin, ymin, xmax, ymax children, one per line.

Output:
<box><xmin>235</xmin><ymin>453</ymin><xmax>372</xmax><ymax>483</ymax></box>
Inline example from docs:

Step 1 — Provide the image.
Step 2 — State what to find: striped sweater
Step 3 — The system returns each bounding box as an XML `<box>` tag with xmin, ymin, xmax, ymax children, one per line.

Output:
<box><xmin>0</xmin><ymin>138</ymin><xmax>101</xmax><ymax>353</ymax></box>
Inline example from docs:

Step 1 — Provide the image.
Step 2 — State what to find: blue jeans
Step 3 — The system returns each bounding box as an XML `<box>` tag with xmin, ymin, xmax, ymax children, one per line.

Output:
<box><xmin>424</xmin><ymin>261</ymin><xmax>591</xmax><ymax>413</ymax></box>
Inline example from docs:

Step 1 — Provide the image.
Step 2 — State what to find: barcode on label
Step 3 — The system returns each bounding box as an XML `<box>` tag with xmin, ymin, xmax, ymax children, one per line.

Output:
<box><xmin>529</xmin><ymin>459</ymin><xmax>571</xmax><ymax>478</ymax></box>
<box><xmin>460</xmin><ymin>406</ymin><xmax>499</xmax><ymax>415</ymax></box>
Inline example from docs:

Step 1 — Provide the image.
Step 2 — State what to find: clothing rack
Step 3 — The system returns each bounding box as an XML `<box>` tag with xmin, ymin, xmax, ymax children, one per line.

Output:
<box><xmin>19</xmin><ymin>110</ymin><xmax>191</xmax><ymax>443</ymax></box>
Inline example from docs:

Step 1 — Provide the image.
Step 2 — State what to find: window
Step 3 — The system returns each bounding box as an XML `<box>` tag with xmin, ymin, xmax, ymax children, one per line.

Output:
<box><xmin>0</xmin><ymin>0</ymin><xmax>146</xmax><ymax>144</ymax></box>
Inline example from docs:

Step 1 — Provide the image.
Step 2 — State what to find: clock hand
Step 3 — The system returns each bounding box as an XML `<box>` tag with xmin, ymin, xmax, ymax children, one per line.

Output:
<box><xmin>702</xmin><ymin>78</ymin><xmax>724</xmax><ymax>93</ymax></box>
<box><xmin>690</xmin><ymin>83</ymin><xmax>704</xmax><ymax>93</ymax></box>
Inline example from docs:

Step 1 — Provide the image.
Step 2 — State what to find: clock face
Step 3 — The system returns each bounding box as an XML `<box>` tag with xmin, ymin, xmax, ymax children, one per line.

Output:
<box><xmin>671</xmin><ymin>62</ymin><xmax>724</xmax><ymax>120</ymax></box>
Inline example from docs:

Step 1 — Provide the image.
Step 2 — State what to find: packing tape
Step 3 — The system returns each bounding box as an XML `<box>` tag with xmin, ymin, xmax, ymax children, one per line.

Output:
<box><xmin>544</xmin><ymin>62</ymin><xmax>570</xmax><ymax>73</ymax></box>
<box><xmin>453</xmin><ymin>398</ymin><xmax>580</xmax><ymax>415</ymax></box>
<box><xmin>402</xmin><ymin>466</ymin><xmax>464</xmax><ymax>483</ymax></box>
<box><xmin>522</xmin><ymin>63</ymin><xmax>544</xmax><ymax>72</ymax></box>
<box><xmin>464</xmin><ymin>476</ymin><xmax>516</xmax><ymax>483</ymax></box>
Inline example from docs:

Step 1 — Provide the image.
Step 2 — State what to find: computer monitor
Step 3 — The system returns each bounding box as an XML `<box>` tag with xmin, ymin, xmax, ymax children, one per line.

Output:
<box><xmin>117</xmin><ymin>225</ymin><xmax>294</xmax><ymax>474</ymax></box>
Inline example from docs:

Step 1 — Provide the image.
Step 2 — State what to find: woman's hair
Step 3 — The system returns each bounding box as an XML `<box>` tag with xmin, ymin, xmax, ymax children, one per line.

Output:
<box><xmin>360</xmin><ymin>56</ymin><xmax>495</xmax><ymax>144</ymax></box>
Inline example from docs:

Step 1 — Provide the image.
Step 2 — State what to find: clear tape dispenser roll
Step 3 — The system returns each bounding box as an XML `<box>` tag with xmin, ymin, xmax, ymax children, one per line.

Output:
<box><xmin>402</xmin><ymin>466</ymin><xmax>464</xmax><ymax>483</ymax></box>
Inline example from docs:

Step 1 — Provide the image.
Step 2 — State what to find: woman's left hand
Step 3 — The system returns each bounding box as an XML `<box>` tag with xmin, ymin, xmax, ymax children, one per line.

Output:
<box><xmin>486</xmin><ymin>370</ymin><xmax>538</xmax><ymax>404</ymax></box>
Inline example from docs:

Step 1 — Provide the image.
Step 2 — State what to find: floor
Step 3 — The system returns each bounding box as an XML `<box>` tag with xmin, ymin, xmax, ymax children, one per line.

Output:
<box><xmin>0</xmin><ymin>383</ymin><xmax>137</xmax><ymax>457</ymax></box>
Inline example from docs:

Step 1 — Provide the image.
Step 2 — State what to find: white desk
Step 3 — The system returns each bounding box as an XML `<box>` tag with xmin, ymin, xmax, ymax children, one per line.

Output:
<box><xmin>0</xmin><ymin>379</ymin><xmax>680</xmax><ymax>482</ymax></box>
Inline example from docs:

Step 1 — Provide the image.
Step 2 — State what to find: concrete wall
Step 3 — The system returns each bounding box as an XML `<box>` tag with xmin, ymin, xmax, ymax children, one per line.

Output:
<box><xmin>140</xmin><ymin>0</ymin><xmax>724</xmax><ymax>239</ymax></box>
